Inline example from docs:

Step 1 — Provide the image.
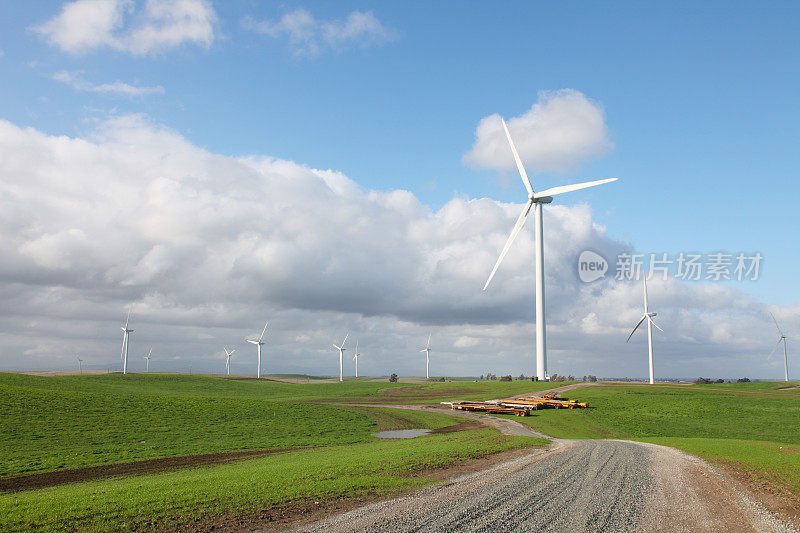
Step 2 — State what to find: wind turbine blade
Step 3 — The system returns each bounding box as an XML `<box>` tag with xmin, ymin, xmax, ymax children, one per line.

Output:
<box><xmin>500</xmin><ymin>118</ymin><xmax>535</xmax><ymax>197</ymax></box>
<box><xmin>483</xmin><ymin>200</ymin><xmax>533</xmax><ymax>290</ymax></box>
<box><xmin>648</xmin><ymin>317</ymin><xmax>664</xmax><ymax>332</ymax></box>
<box><xmin>627</xmin><ymin>315</ymin><xmax>647</xmax><ymax>343</ymax></box>
<box><xmin>643</xmin><ymin>276</ymin><xmax>649</xmax><ymax>312</ymax></box>
<box><xmin>341</xmin><ymin>332</ymin><xmax>349</xmax><ymax>348</ymax></box>
<box><xmin>534</xmin><ymin>178</ymin><xmax>617</xmax><ymax>199</ymax></box>
<box><xmin>768</xmin><ymin>337</ymin><xmax>782</xmax><ymax>360</ymax></box>
<box><xmin>124</xmin><ymin>306</ymin><xmax>131</xmax><ymax>328</ymax></box>
<box><xmin>770</xmin><ymin>313</ymin><xmax>784</xmax><ymax>336</ymax></box>
<box><xmin>259</xmin><ymin>321</ymin><xmax>269</xmax><ymax>342</ymax></box>
<box><xmin>426</xmin><ymin>333</ymin><xmax>431</xmax><ymax>350</ymax></box>
<box><xmin>333</xmin><ymin>344</ymin><xmax>340</xmax><ymax>350</ymax></box>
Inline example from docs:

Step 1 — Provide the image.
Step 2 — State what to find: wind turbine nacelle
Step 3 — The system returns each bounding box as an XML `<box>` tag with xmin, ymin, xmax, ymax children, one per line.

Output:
<box><xmin>648</xmin><ymin>312</ymin><xmax>657</xmax><ymax>317</ymax></box>
<box><xmin>536</xmin><ymin>196</ymin><xmax>553</xmax><ymax>204</ymax></box>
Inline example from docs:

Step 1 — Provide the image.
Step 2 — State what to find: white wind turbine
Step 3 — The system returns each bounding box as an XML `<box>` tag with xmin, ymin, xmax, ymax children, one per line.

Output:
<box><xmin>77</xmin><ymin>356</ymin><xmax>83</xmax><ymax>374</ymax></box>
<box><xmin>483</xmin><ymin>118</ymin><xmax>618</xmax><ymax>380</ymax></box>
<box><xmin>224</xmin><ymin>347</ymin><xmax>235</xmax><ymax>376</ymax></box>
<box><xmin>769</xmin><ymin>313</ymin><xmax>791</xmax><ymax>382</ymax></box>
<box><xmin>143</xmin><ymin>348</ymin><xmax>152</xmax><ymax>372</ymax></box>
<box><xmin>420</xmin><ymin>333</ymin><xmax>432</xmax><ymax>379</ymax></box>
<box><xmin>246</xmin><ymin>322</ymin><xmax>268</xmax><ymax>379</ymax></box>
<box><xmin>353</xmin><ymin>339</ymin><xmax>361</xmax><ymax>378</ymax></box>
<box><xmin>626</xmin><ymin>276</ymin><xmax>663</xmax><ymax>384</ymax></box>
<box><xmin>333</xmin><ymin>332</ymin><xmax>349</xmax><ymax>382</ymax></box>
<box><xmin>120</xmin><ymin>307</ymin><xmax>134</xmax><ymax>375</ymax></box>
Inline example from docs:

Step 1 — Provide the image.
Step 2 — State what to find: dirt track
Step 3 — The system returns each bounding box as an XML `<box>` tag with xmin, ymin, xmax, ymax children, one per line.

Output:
<box><xmin>294</xmin><ymin>438</ymin><xmax>796</xmax><ymax>532</ymax></box>
<box><xmin>293</xmin><ymin>392</ymin><xmax>799</xmax><ymax>533</ymax></box>
<box><xmin>0</xmin><ymin>448</ymin><xmax>297</xmax><ymax>493</ymax></box>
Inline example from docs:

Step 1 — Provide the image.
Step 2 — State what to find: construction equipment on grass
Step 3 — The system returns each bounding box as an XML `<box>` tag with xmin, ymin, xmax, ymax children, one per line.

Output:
<box><xmin>441</xmin><ymin>395</ymin><xmax>588</xmax><ymax>415</ymax></box>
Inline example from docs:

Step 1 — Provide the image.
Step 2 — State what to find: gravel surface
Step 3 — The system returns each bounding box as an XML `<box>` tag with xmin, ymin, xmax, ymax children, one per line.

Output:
<box><xmin>295</xmin><ymin>440</ymin><xmax>652</xmax><ymax>533</ymax></box>
<box><xmin>294</xmin><ymin>438</ymin><xmax>798</xmax><ymax>533</ymax></box>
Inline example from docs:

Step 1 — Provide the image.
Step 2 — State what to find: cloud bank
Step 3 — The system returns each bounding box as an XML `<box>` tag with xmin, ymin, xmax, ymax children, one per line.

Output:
<box><xmin>34</xmin><ymin>0</ymin><xmax>216</xmax><ymax>56</ymax></box>
<box><xmin>0</xmin><ymin>115</ymin><xmax>794</xmax><ymax>379</ymax></box>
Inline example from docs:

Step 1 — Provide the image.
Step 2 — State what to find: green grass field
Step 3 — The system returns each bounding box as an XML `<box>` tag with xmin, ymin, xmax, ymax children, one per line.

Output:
<box><xmin>0</xmin><ymin>372</ymin><xmax>550</xmax><ymax>531</ymax></box>
<box><xmin>8</xmin><ymin>373</ymin><xmax>799</xmax><ymax>531</ymax></box>
<box><xmin>0</xmin><ymin>372</ymin><xmax>554</xmax><ymax>477</ymax></box>
<box><xmin>516</xmin><ymin>384</ymin><xmax>800</xmax><ymax>491</ymax></box>
<box><xmin>1</xmin><ymin>429</ymin><xmax>543</xmax><ymax>531</ymax></box>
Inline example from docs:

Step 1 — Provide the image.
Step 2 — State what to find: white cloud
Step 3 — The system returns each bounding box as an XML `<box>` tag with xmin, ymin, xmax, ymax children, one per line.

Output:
<box><xmin>244</xmin><ymin>9</ymin><xmax>398</xmax><ymax>57</ymax></box>
<box><xmin>33</xmin><ymin>0</ymin><xmax>216</xmax><ymax>56</ymax></box>
<box><xmin>53</xmin><ymin>70</ymin><xmax>164</xmax><ymax>96</ymax></box>
<box><xmin>0</xmin><ymin>115</ymin><xmax>795</xmax><ymax>379</ymax></box>
<box><xmin>464</xmin><ymin>89</ymin><xmax>613</xmax><ymax>174</ymax></box>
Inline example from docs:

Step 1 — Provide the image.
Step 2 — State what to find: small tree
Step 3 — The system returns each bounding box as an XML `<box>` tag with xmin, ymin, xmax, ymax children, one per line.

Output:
<box><xmin>587</xmin><ymin>375</ymin><xmax>597</xmax><ymax>382</ymax></box>
<box><xmin>500</xmin><ymin>375</ymin><xmax>512</xmax><ymax>382</ymax></box>
<box><xmin>737</xmin><ymin>377</ymin><xmax>751</xmax><ymax>383</ymax></box>
<box><xmin>694</xmin><ymin>377</ymin><xmax>712</xmax><ymax>384</ymax></box>
<box><xmin>389</xmin><ymin>373</ymin><xmax>398</xmax><ymax>382</ymax></box>
<box><xmin>715</xmin><ymin>378</ymin><xmax>725</xmax><ymax>383</ymax></box>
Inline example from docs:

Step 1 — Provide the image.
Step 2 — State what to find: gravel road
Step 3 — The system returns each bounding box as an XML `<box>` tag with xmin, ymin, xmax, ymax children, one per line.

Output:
<box><xmin>294</xmin><ymin>439</ymin><xmax>796</xmax><ymax>533</ymax></box>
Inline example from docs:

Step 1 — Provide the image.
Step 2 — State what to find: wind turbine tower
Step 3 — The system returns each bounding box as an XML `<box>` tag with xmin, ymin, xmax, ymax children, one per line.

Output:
<box><xmin>246</xmin><ymin>322</ymin><xmax>268</xmax><ymax>379</ymax></box>
<box><xmin>483</xmin><ymin>118</ymin><xmax>617</xmax><ymax>380</ymax></box>
<box><xmin>353</xmin><ymin>339</ymin><xmax>361</xmax><ymax>378</ymax></box>
<box><xmin>627</xmin><ymin>277</ymin><xmax>663</xmax><ymax>384</ymax></box>
<box><xmin>769</xmin><ymin>313</ymin><xmax>791</xmax><ymax>381</ymax></box>
<box><xmin>332</xmin><ymin>332</ymin><xmax>349</xmax><ymax>382</ymax></box>
<box><xmin>120</xmin><ymin>307</ymin><xmax>134</xmax><ymax>375</ymax></box>
<box><xmin>224</xmin><ymin>347</ymin><xmax>235</xmax><ymax>376</ymax></box>
<box><xmin>77</xmin><ymin>356</ymin><xmax>83</xmax><ymax>374</ymax></box>
<box><xmin>420</xmin><ymin>334</ymin><xmax>432</xmax><ymax>379</ymax></box>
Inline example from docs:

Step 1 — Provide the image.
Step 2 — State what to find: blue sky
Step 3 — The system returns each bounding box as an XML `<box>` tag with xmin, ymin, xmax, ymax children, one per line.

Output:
<box><xmin>0</xmin><ymin>1</ymin><xmax>797</xmax><ymax>377</ymax></box>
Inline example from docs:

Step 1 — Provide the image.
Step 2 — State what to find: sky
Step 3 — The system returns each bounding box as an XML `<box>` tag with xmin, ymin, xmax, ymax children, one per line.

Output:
<box><xmin>0</xmin><ymin>0</ymin><xmax>798</xmax><ymax>379</ymax></box>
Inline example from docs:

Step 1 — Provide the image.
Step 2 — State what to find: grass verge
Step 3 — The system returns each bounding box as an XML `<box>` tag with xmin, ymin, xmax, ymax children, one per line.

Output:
<box><xmin>511</xmin><ymin>384</ymin><xmax>800</xmax><ymax>494</ymax></box>
<box><xmin>0</xmin><ymin>429</ymin><xmax>545</xmax><ymax>532</ymax></box>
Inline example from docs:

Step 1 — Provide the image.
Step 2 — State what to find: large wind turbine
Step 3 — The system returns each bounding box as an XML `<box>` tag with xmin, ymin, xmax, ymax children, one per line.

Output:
<box><xmin>333</xmin><ymin>332</ymin><xmax>349</xmax><ymax>382</ymax></box>
<box><xmin>627</xmin><ymin>277</ymin><xmax>663</xmax><ymax>384</ymax></box>
<box><xmin>483</xmin><ymin>117</ymin><xmax>618</xmax><ymax>380</ymax></box>
<box><xmin>420</xmin><ymin>334</ymin><xmax>431</xmax><ymax>379</ymax></box>
<box><xmin>120</xmin><ymin>307</ymin><xmax>134</xmax><ymax>375</ymax></box>
<box><xmin>224</xmin><ymin>347</ymin><xmax>235</xmax><ymax>376</ymax></box>
<box><xmin>143</xmin><ymin>348</ymin><xmax>152</xmax><ymax>372</ymax></box>
<box><xmin>246</xmin><ymin>322</ymin><xmax>268</xmax><ymax>379</ymax></box>
<box><xmin>353</xmin><ymin>339</ymin><xmax>361</xmax><ymax>378</ymax></box>
<box><xmin>769</xmin><ymin>313</ymin><xmax>791</xmax><ymax>381</ymax></box>
<box><xmin>77</xmin><ymin>356</ymin><xmax>83</xmax><ymax>374</ymax></box>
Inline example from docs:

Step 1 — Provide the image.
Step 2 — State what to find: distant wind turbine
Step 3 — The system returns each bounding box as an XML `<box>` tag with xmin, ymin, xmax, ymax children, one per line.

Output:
<box><xmin>120</xmin><ymin>307</ymin><xmax>134</xmax><ymax>375</ymax></box>
<box><xmin>143</xmin><ymin>348</ymin><xmax>152</xmax><ymax>372</ymax></box>
<box><xmin>77</xmin><ymin>356</ymin><xmax>83</xmax><ymax>374</ymax></box>
<box><xmin>246</xmin><ymin>322</ymin><xmax>268</xmax><ymax>379</ymax></box>
<box><xmin>420</xmin><ymin>333</ymin><xmax>432</xmax><ymax>379</ymax></box>
<box><xmin>627</xmin><ymin>277</ymin><xmax>663</xmax><ymax>384</ymax></box>
<box><xmin>352</xmin><ymin>339</ymin><xmax>361</xmax><ymax>378</ymax></box>
<box><xmin>333</xmin><ymin>332</ymin><xmax>349</xmax><ymax>382</ymax></box>
<box><xmin>224</xmin><ymin>347</ymin><xmax>235</xmax><ymax>376</ymax></box>
<box><xmin>769</xmin><ymin>313</ymin><xmax>791</xmax><ymax>381</ymax></box>
<box><xmin>483</xmin><ymin>117</ymin><xmax>618</xmax><ymax>381</ymax></box>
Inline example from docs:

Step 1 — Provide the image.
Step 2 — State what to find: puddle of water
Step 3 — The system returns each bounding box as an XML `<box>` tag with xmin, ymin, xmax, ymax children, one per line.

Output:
<box><xmin>372</xmin><ymin>429</ymin><xmax>432</xmax><ymax>439</ymax></box>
